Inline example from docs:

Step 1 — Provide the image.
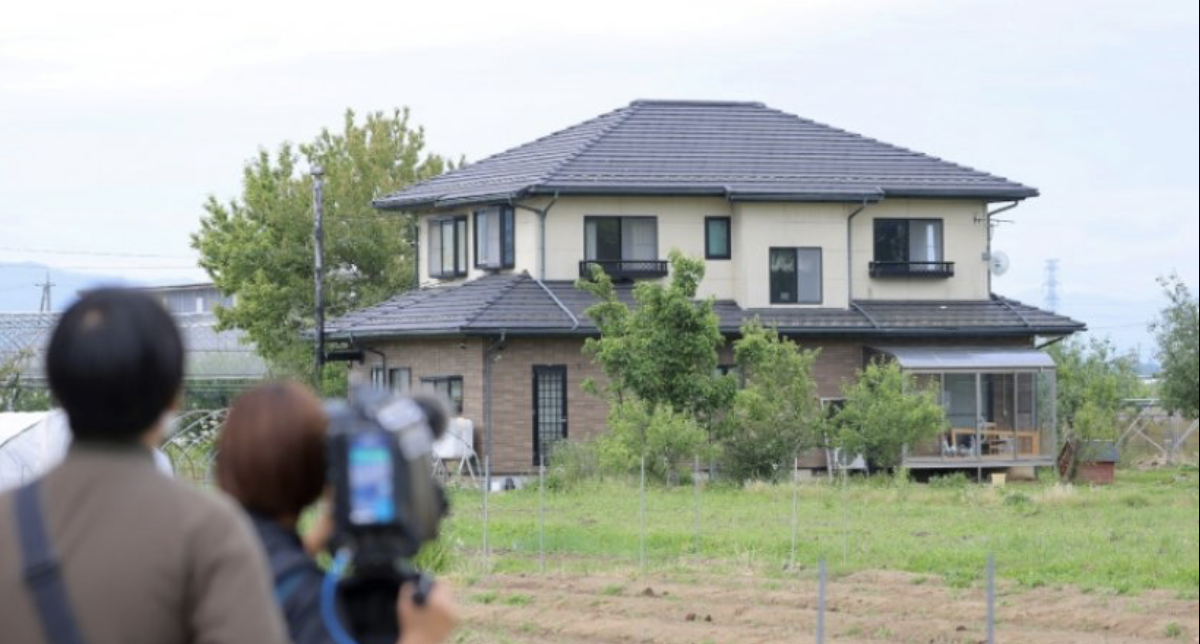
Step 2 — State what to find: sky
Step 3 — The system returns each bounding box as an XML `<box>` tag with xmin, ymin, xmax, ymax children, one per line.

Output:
<box><xmin>1</xmin><ymin>0</ymin><xmax>1197</xmax><ymax>359</ymax></box>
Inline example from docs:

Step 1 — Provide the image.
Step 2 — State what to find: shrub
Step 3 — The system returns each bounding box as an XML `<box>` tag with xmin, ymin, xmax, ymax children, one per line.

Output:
<box><xmin>928</xmin><ymin>472</ymin><xmax>972</xmax><ymax>489</ymax></box>
<box><xmin>545</xmin><ymin>440</ymin><xmax>603</xmax><ymax>490</ymax></box>
<box><xmin>597</xmin><ymin>398</ymin><xmax>715</xmax><ymax>484</ymax></box>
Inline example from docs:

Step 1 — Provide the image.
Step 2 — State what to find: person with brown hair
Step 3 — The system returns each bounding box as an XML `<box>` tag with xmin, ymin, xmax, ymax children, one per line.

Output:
<box><xmin>216</xmin><ymin>382</ymin><xmax>457</xmax><ymax>644</ymax></box>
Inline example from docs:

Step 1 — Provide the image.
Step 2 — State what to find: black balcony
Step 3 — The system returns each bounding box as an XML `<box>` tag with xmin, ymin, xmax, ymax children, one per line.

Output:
<box><xmin>579</xmin><ymin>259</ymin><xmax>669</xmax><ymax>281</ymax></box>
<box><xmin>869</xmin><ymin>261</ymin><xmax>956</xmax><ymax>279</ymax></box>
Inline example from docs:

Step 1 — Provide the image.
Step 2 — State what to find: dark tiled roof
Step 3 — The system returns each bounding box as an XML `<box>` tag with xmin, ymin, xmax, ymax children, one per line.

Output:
<box><xmin>375</xmin><ymin>100</ymin><xmax>1037</xmax><ymax>210</ymax></box>
<box><xmin>325</xmin><ymin>274</ymin><xmax>1084</xmax><ymax>340</ymax></box>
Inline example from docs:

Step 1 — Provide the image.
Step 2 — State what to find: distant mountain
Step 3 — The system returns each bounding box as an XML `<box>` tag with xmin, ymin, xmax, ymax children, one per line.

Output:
<box><xmin>0</xmin><ymin>263</ymin><xmax>146</xmax><ymax>312</ymax></box>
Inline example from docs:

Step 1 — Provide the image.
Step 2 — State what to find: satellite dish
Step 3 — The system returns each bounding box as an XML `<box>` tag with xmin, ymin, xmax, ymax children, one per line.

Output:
<box><xmin>989</xmin><ymin>251</ymin><xmax>1011</xmax><ymax>276</ymax></box>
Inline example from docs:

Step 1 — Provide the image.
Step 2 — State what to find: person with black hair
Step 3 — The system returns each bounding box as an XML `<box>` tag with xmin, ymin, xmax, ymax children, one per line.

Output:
<box><xmin>0</xmin><ymin>288</ymin><xmax>291</xmax><ymax>644</ymax></box>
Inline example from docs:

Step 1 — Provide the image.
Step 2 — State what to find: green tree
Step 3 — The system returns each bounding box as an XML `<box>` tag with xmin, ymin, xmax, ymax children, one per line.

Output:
<box><xmin>192</xmin><ymin>109</ymin><xmax>451</xmax><ymax>392</ymax></box>
<box><xmin>721</xmin><ymin>321</ymin><xmax>824</xmax><ymax>482</ymax></box>
<box><xmin>831</xmin><ymin>360</ymin><xmax>947</xmax><ymax>471</ymax></box>
<box><xmin>1153</xmin><ymin>276</ymin><xmax>1199</xmax><ymax>420</ymax></box>
<box><xmin>597</xmin><ymin>398</ymin><xmax>715</xmax><ymax>484</ymax></box>
<box><xmin>577</xmin><ymin>250</ymin><xmax>736</xmax><ymax>427</ymax></box>
<box><xmin>1047</xmin><ymin>337</ymin><xmax>1143</xmax><ymax>477</ymax></box>
<box><xmin>1047</xmin><ymin>337</ymin><xmax>1143</xmax><ymax>436</ymax></box>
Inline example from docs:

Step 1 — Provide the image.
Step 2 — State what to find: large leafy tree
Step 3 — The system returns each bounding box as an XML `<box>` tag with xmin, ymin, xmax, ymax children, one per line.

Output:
<box><xmin>1153</xmin><ymin>276</ymin><xmax>1199</xmax><ymax>420</ymax></box>
<box><xmin>722</xmin><ymin>321</ymin><xmax>824</xmax><ymax>482</ymax></box>
<box><xmin>193</xmin><ymin>109</ymin><xmax>451</xmax><ymax>390</ymax></box>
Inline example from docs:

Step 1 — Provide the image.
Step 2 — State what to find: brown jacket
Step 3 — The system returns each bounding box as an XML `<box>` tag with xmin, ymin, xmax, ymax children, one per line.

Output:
<box><xmin>0</xmin><ymin>443</ymin><xmax>290</xmax><ymax>644</ymax></box>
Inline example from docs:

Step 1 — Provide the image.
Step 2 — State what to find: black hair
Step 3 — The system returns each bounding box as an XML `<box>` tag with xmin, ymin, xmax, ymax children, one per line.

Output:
<box><xmin>46</xmin><ymin>288</ymin><xmax>185</xmax><ymax>443</ymax></box>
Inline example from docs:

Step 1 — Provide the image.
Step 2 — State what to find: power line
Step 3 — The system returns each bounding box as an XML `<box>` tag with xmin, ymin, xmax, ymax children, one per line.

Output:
<box><xmin>0</xmin><ymin>246</ymin><xmax>195</xmax><ymax>259</ymax></box>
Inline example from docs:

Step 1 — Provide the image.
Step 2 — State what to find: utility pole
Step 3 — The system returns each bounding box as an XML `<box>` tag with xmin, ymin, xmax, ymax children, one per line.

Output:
<box><xmin>312</xmin><ymin>165</ymin><xmax>326</xmax><ymax>388</ymax></box>
<box><xmin>1043</xmin><ymin>259</ymin><xmax>1060</xmax><ymax>313</ymax></box>
<box><xmin>36</xmin><ymin>272</ymin><xmax>55</xmax><ymax>313</ymax></box>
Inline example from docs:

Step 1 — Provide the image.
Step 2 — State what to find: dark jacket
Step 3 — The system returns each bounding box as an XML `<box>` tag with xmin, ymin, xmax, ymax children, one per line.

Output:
<box><xmin>251</xmin><ymin>514</ymin><xmax>339</xmax><ymax>644</ymax></box>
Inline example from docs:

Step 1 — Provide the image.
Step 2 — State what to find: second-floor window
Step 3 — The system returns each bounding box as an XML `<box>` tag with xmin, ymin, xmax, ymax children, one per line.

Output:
<box><xmin>428</xmin><ymin>216</ymin><xmax>467</xmax><ymax>278</ymax></box>
<box><xmin>705</xmin><ymin>217</ymin><xmax>731</xmax><ymax>260</ymax></box>
<box><xmin>474</xmin><ymin>206</ymin><xmax>515</xmax><ymax>269</ymax></box>
<box><xmin>584</xmin><ymin>216</ymin><xmax>658</xmax><ymax>262</ymax></box>
<box><xmin>874</xmin><ymin>219</ymin><xmax>944</xmax><ymax>267</ymax></box>
<box><xmin>770</xmin><ymin>247</ymin><xmax>823</xmax><ymax>304</ymax></box>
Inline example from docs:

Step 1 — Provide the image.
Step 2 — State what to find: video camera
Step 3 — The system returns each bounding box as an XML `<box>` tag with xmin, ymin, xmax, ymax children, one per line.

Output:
<box><xmin>324</xmin><ymin>386</ymin><xmax>450</xmax><ymax>644</ymax></box>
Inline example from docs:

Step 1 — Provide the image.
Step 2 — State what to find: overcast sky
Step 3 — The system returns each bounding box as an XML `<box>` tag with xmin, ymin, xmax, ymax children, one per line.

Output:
<box><xmin>2</xmin><ymin>0</ymin><xmax>1197</xmax><ymax>358</ymax></box>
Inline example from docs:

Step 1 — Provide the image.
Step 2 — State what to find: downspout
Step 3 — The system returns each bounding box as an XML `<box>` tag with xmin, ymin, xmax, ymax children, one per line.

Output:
<box><xmin>363</xmin><ymin>345</ymin><xmax>388</xmax><ymax>387</ymax></box>
<box><xmin>983</xmin><ymin>201</ymin><xmax>1020</xmax><ymax>296</ymax></box>
<box><xmin>846</xmin><ymin>198</ymin><xmax>873</xmax><ymax>307</ymax></box>
<box><xmin>512</xmin><ymin>192</ymin><xmax>560</xmax><ymax>280</ymax></box>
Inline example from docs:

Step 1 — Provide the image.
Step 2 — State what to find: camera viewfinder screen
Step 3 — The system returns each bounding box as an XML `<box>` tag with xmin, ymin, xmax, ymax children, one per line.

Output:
<box><xmin>348</xmin><ymin>434</ymin><xmax>396</xmax><ymax>526</ymax></box>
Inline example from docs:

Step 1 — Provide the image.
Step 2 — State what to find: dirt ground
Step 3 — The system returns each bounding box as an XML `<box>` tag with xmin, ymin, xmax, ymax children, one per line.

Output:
<box><xmin>450</xmin><ymin>569</ymin><xmax>1199</xmax><ymax>644</ymax></box>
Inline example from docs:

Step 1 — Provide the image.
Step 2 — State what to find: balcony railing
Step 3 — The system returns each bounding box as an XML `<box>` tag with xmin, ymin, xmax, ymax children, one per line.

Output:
<box><xmin>869</xmin><ymin>261</ymin><xmax>955</xmax><ymax>279</ymax></box>
<box><xmin>579</xmin><ymin>259</ymin><xmax>669</xmax><ymax>281</ymax></box>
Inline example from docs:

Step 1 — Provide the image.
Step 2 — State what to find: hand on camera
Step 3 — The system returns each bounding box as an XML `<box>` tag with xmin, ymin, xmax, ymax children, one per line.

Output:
<box><xmin>396</xmin><ymin>581</ymin><xmax>457</xmax><ymax>644</ymax></box>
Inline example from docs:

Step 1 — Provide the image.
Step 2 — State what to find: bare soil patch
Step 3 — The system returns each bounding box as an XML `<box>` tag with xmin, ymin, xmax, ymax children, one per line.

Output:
<box><xmin>451</xmin><ymin>570</ymin><xmax>1199</xmax><ymax>644</ymax></box>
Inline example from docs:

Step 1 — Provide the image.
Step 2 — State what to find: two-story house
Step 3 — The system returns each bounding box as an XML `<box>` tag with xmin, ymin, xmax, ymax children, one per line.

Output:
<box><xmin>325</xmin><ymin>100</ymin><xmax>1084</xmax><ymax>475</ymax></box>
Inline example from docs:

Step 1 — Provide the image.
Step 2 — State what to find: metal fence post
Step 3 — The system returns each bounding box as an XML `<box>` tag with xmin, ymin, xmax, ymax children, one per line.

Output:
<box><xmin>987</xmin><ymin>554</ymin><xmax>996</xmax><ymax>644</ymax></box>
<box><xmin>640</xmin><ymin>454</ymin><xmax>647</xmax><ymax>573</ymax></box>
<box><xmin>791</xmin><ymin>455</ymin><xmax>799</xmax><ymax>570</ymax></box>
<box><xmin>693</xmin><ymin>454</ymin><xmax>701</xmax><ymax>559</ymax></box>
<box><xmin>483</xmin><ymin>455</ymin><xmax>491</xmax><ymax>572</ymax></box>
<box><xmin>539</xmin><ymin>454</ymin><xmax>546</xmax><ymax>574</ymax></box>
<box><xmin>816</xmin><ymin>559</ymin><xmax>827</xmax><ymax>644</ymax></box>
<box><xmin>840</xmin><ymin>470</ymin><xmax>849</xmax><ymax>567</ymax></box>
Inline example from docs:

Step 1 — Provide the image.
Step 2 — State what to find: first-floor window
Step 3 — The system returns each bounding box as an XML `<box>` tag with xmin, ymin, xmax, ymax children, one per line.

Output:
<box><xmin>422</xmin><ymin>376</ymin><xmax>464</xmax><ymax>414</ymax></box>
<box><xmin>370</xmin><ymin>367</ymin><xmax>387</xmax><ymax>390</ymax></box>
<box><xmin>769</xmin><ymin>248</ymin><xmax>823</xmax><ymax>304</ymax></box>
<box><xmin>427</xmin><ymin>216</ymin><xmax>468</xmax><ymax>278</ymax></box>
<box><xmin>389</xmin><ymin>368</ymin><xmax>412</xmax><ymax>396</ymax></box>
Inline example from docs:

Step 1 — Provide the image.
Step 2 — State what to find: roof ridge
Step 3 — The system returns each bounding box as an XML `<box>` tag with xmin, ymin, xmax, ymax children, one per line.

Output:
<box><xmin>532</xmin><ymin>103</ymin><xmax>642</xmax><ymax>188</ymax></box>
<box><xmin>631</xmin><ymin>99</ymin><xmax>766</xmax><ymax>108</ymax></box>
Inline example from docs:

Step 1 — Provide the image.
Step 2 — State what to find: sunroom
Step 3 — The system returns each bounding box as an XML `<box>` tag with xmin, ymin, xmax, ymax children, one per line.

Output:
<box><xmin>870</xmin><ymin>346</ymin><xmax>1059</xmax><ymax>470</ymax></box>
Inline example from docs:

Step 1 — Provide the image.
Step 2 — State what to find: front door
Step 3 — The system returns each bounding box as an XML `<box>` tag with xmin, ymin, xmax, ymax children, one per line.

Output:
<box><xmin>533</xmin><ymin>366</ymin><xmax>568</xmax><ymax>467</ymax></box>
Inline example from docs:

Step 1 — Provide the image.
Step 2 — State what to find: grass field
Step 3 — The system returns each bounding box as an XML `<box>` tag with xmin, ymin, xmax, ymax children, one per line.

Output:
<box><xmin>435</xmin><ymin>466</ymin><xmax>1200</xmax><ymax>598</ymax></box>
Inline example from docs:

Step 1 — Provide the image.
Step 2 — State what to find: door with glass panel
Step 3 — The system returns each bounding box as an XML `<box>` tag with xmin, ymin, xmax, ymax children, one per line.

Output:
<box><xmin>532</xmin><ymin>366</ymin><xmax>568</xmax><ymax>467</ymax></box>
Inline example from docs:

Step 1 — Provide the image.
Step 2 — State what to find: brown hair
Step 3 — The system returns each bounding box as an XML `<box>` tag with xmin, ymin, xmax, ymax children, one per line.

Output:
<box><xmin>216</xmin><ymin>382</ymin><xmax>327</xmax><ymax>520</ymax></box>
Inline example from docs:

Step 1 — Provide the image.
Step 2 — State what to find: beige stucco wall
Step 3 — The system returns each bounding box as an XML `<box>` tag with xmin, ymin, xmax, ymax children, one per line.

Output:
<box><xmin>732</xmin><ymin>202</ymin><xmax>853</xmax><ymax>309</ymax></box>
<box><xmin>533</xmin><ymin>195</ymin><xmax>736</xmax><ymax>299</ymax></box>
<box><xmin>414</xmin><ymin>196</ymin><xmax>991</xmax><ymax>306</ymax></box>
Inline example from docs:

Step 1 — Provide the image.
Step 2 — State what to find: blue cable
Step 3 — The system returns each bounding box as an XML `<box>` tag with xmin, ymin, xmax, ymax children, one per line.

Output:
<box><xmin>321</xmin><ymin>550</ymin><xmax>360</xmax><ymax>644</ymax></box>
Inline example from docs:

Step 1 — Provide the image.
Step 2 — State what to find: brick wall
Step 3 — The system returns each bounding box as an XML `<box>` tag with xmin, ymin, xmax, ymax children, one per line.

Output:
<box><xmin>350</xmin><ymin>333</ymin><xmax>1036</xmax><ymax>474</ymax></box>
